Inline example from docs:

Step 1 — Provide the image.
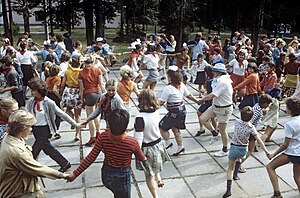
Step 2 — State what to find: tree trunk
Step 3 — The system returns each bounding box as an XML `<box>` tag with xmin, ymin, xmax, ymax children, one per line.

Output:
<box><xmin>252</xmin><ymin>0</ymin><xmax>265</xmax><ymax>56</ymax></box>
<box><xmin>23</xmin><ymin>0</ymin><xmax>30</xmax><ymax>34</ymax></box>
<box><xmin>83</xmin><ymin>0</ymin><xmax>94</xmax><ymax>45</ymax></box>
<box><xmin>1</xmin><ymin>0</ymin><xmax>10</xmax><ymax>39</ymax></box>
<box><xmin>7</xmin><ymin>0</ymin><xmax>14</xmax><ymax>44</ymax></box>
<box><xmin>66</xmin><ymin>0</ymin><xmax>72</xmax><ymax>34</ymax></box>
<box><xmin>95</xmin><ymin>0</ymin><xmax>104</xmax><ymax>38</ymax></box>
<box><xmin>43</xmin><ymin>0</ymin><xmax>48</xmax><ymax>40</ymax></box>
<box><xmin>49</xmin><ymin>0</ymin><xmax>53</xmax><ymax>33</ymax></box>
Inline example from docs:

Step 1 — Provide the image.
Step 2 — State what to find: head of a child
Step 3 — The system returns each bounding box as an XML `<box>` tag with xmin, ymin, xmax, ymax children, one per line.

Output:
<box><xmin>107</xmin><ymin>109</ymin><xmax>129</xmax><ymax>136</ymax></box>
<box><xmin>138</xmin><ymin>89</ymin><xmax>160</xmax><ymax>111</ymax></box>
<box><xmin>167</xmin><ymin>66</ymin><xmax>183</xmax><ymax>85</ymax></box>
<box><xmin>60</xmin><ymin>52</ymin><xmax>71</xmax><ymax>63</ymax></box>
<box><xmin>285</xmin><ymin>97</ymin><xmax>300</xmax><ymax>117</ymax></box>
<box><xmin>247</xmin><ymin>62</ymin><xmax>258</xmax><ymax>74</ymax></box>
<box><xmin>204</xmin><ymin>65</ymin><xmax>213</xmax><ymax>79</ymax></box>
<box><xmin>197</xmin><ymin>54</ymin><xmax>204</xmax><ymax>62</ymax></box>
<box><xmin>49</xmin><ymin>64</ymin><xmax>60</xmax><ymax>77</ymax></box>
<box><xmin>265</xmin><ymin>62</ymin><xmax>275</xmax><ymax>73</ymax></box>
<box><xmin>258</xmin><ymin>94</ymin><xmax>272</xmax><ymax>109</ymax></box>
<box><xmin>261</xmin><ymin>56</ymin><xmax>270</xmax><ymax>64</ymax></box>
<box><xmin>120</xmin><ymin>65</ymin><xmax>134</xmax><ymax>80</ymax></box>
<box><xmin>214</xmin><ymin>47</ymin><xmax>221</xmax><ymax>55</ymax></box>
<box><xmin>71</xmin><ymin>57</ymin><xmax>81</xmax><ymax>68</ymax></box>
<box><xmin>106</xmin><ymin>79</ymin><xmax>117</xmax><ymax>97</ymax></box>
<box><xmin>241</xmin><ymin>106</ymin><xmax>254</xmax><ymax>122</ymax></box>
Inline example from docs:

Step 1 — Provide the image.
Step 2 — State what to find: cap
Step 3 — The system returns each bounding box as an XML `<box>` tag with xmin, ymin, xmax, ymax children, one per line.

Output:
<box><xmin>43</xmin><ymin>40</ymin><xmax>51</xmax><ymax>46</ymax></box>
<box><xmin>96</xmin><ymin>37</ymin><xmax>105</xmax><ymax>42</ymax></box>
<box><xmin>213</xmin><ymin>63</ymin><xmax>226</xmax><ymax>73</ymax></box>
<box><xmin>168</xmin><ymin>65</ymin><xmax>178</xmax><ymax>71</ymax></box>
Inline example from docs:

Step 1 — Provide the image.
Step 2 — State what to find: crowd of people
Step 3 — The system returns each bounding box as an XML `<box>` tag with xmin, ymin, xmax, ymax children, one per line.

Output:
<box><xmin>0</xmin><ymin>30</ymin><xmax>299</xmax><ymax>198</ymax></box>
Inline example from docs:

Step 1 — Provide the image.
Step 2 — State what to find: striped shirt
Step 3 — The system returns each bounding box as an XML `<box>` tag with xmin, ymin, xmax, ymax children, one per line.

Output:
<box><xmin>74</xmin><ymin>131</ymin><xmax>145</xmax><ymax>177</ymax></box>
<box><xmin>250</xmin><ymin>103</ymin><xmax>263</xmax><ymax>127</ymax></box>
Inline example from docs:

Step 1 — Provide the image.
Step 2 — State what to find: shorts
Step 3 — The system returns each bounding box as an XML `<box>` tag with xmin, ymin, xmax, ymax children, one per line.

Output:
<box><xmin>198</xmin><ymin>101</ymin><xmax>212</xmax><ymax>113</ymax></box>
<box><xmin>211</xmin><ymin>105</ymin><xmax>233</xmax><ymax>123</ymax></box>
<box><xmin>159</xmin><ymin>105</ymin><xmax>186</xmax><ymax>131</ymax></box>
<box><xmin>228</xmin><ymin>144</ymin><xmax>248</xmax><ymax>161</ymax></box>
<box><xmin>85</xmin><ymin>92</ymin><xmax>100</xmax><ymax>106</ymax></box>
<box><xmin>248</xmin><ymin>134</ymin><xmax>256</xmax><ymax>141</ymax></box>
<box><xmin>181</xmin><ymin>69</ymin><xmax>188</xmax><ymax>82</ymax></box>
<box><xmin>285</xmin><ymin>153</ymin><xmax>300</xmax><ymax>164</ymax></box>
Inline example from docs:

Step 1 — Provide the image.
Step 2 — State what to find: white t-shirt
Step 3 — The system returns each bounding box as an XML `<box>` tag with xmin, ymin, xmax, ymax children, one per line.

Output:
<box><xmin>160</xmin><ymin>83</ymin><xmax>190</xmax><ymax>103</ymax></box>
<box><xmin>192</xmin><ymin>60</ymin><xmax>210</xmax><ymax>72</ymax></box>
<box><xmin>228</xmin><ymin>59</ymin><xmax>248</xmax><ymax>76</ymax></box>
<box><xmin>284</xmin><ymin>116</ymin><xmax>300</xmax><ymax>156</ymax></box>
<box><xmin>212</xmin><ymin>75</ymin><xmax>233</xmax><ymax>106</ymax></box>
<box><xmin>59</xmin><ymin>62</ymin><xmax>69</xmax><ymax>77</ymax></box>
<box><xmin>166</xmin><ymin>41</ymin><xmax>177</xmax><ymax>52</ymax></box>
<box><xmin>16</xmin><ymin>51</ymin><xmax>37</xmax><ymax>65</ymax></box>
<box><xmin>34</xmin><ymin>100</ymin><xmax>47</xmax><ymax>126</ymax></box>
<box><xmin>0</xmin><ymin>73</ymin><xmax>11</xmax><ymax>98</ymax></box>
<box><xmin>143</xmin><ymin>54</ymin><xmax>159</xmax><ymax>70</ymax></box>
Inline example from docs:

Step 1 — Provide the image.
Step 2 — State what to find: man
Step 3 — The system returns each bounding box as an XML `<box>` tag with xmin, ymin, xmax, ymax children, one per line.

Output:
<box><xmin>199</xmin><ymin>63</ymin><xmax>233</xmax><ymax>157</ymax></box>
<box><xmin>191</xmin><ymin>32</ymin><xmax>210</xmax><ymax>61</ymax></box>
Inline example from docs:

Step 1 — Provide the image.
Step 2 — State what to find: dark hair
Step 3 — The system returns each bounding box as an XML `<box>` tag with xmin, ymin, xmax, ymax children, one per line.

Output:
<box><xmin>71</xmin><ymin>57</ymin><xmax>81</xmax><ymax>68</ymax></box>
<box><xmin>49</xmin><ymin>65</ymin><xmax>60</xmax><ymax>76</ymax></box>
<box><xmin>197</xmin><ymin>53</ymin><xmax>204</xmax><ymax>60</ymax></box>
<box><xmin>262</xmin><ymin>55</ymin><xmax>271</xmax><ymax>62</ymax></box>
<box><xmin>214</xmin><ymin>47</ymin><xmax>221</xmax><ymax>54</ymax></box>
<box><xmin>45</xmin><ymin>53</ymin><xmax>57</xmax><ymax>63</ymax></box>
<box><xmin>56</xmin><ymin>34</ymin><xmax>63</xmax><ymax>42</ymax></box>
<box><xmin>28</xmin><ymin>78</ymin><xmax>48</xmax><ymax>97</ymax></box>
<box><xmin>247</xmin><ymin>57</ymin><xmax>257</xmax><ymax>63</ymax></box>
<box><xmin>107</xmin><ymin>109</ymin><xmax>129</xmax><ymax>135</ymax></box>
<box><xmin>241</xmin><ymin>106</ymin><xmax>254</xmax><ymax>122</ymax></box>
<box><xmin>60</xmin><ymin>52</ymin><xmax>71</xmax><ymax>62</ymax></box>
<box><xmin>20</xmin><ymin>42</ymin><xmax>27</xmax><ymax>50</ymax></box>
<box><xmin>288</xmin><ymin>53</ymin><xmax>297</xmax><ymax>61</ymax></box>
<box><xmin>0</xmin><ymin>55</ymin><xmax>12</xmax><ymax>66</ymax></box>
<box><xmin>63</xmin><ymin>32</ymin><xmax>70</xmax><ymax>38</ymax></box>
<box><xmin>258</xmin><ymin>94</ymin><xmax>272</xmax><ymax>106</ymax></box>
<box><xmin>267</xmin><ymin>62</ymin><xmax>276</xmax><ymax>69</ymax></box>
<box><xmin>93</xmin><ymin>46</ymin><xmax>101</xmax><ymax>53</ymax></box>
<box><xmin>147</xmin><ymin>44</ymin><xmax>156</xmax><ymax>53</ymax></box>
<box><xmin>285</xmin><ymin>97</ymin><xmax>300</xmax><ymax>116</ymax></box>
<box><xmin>135</xmin><ymin>44</ymin><xmax>142</xmax><ymax>50</ymax></box>
<box><xmin>247</xmin><ymin>62</ymin><xmax>258</xmax><ymax>73</ymax></box>
<box><xmin>204</xmin><ymin>65</ymin><xmax>213</xmax><ymax>79</ymax></box>
<box><xmin>74</xmin><ymin>41</ymin><xmax>82</xmax><ymax>49</ymax></box>
<box><xmin>167</xmin><ymin>69</ymin><xmax>183</xmax><ymax>85</ymax></box>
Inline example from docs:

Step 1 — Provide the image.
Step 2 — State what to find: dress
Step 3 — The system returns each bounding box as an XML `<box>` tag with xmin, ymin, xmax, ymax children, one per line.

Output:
<box><xmin>262</xmin><ymin>98</ymin><xmax>279</xmax><ymax>128</ymax></box>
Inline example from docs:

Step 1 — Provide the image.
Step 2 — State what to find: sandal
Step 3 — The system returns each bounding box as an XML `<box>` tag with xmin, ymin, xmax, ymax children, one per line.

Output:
<box><xmin>157</xmin><ymin>180</ymin><xmax>164</xmax><ymax>188</ymax></box>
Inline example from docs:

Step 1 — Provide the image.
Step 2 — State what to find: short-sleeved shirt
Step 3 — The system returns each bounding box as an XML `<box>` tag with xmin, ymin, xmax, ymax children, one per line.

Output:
<box><xmin>143</xmin><ymin>54</ymin><xmax>159</xmax><ymax>70</ymax></box>
<box><xmin>212</xmin><ymin>75</ymin><xmax>233</xmax><ymax>106</ymax></box>
<box><xmin>117</xmin><ymin>80</ymin><xmax>136</xmax><ymax>105</ymax></box>
<box><xmin>127</xmin><ymin>51</ymin><xmax>140</xmax><ymax>70</ymax></box>
<box><xmin>228</xmin><ymin>59</ymin><xmax>248</xmax><ymax>76</ymax></box>
<box><xmin>193</xmin><ymin>60</ymin><xmax>210</xmax><ymax>72</ymax></box>
<box><xmin>55</xmin><ymin>42</ymin><xmax>66</xmax><ymax>59</ymax></box>
<box><xmin>160</xmin><ymin>83</ymin><xmax>190</xmax><ymax>103</ymax></box>
<box><xmin>231</xmin><ymin>119</ymin><xmax>258</xmax><ymax>146</ymax></box>
<box><xmin>78</xmin><ymin>66</ymin><xmax>102</xmax><ymax>94</ymax></box>
<box><xmin>5</xmin><ymin>68</ymin><xmax>22</xmax><ymax>93</ymax></box>
<box><xmin>175</xmin><ymin>53</ymin><xmax>190</xmax><ymax>69</ymax></box>
<box><xmin>46</xmin><ymin>76</ymin><xmax>61</xmax><ymax>92</ymax></box>
<box><xmin>16</xmin><ymin>51</ymin><xmax>37</xmax><ymax>65</ymax></box>
<box><xmin>250</xmin><ymin>103</ymin><xmax>263</xmax><ymax>127</ymax></box>
<box><xmin>64</xmin><ymin>65</ymin><xmax>82</xmax><ymax>88</ymax></box>
<box><xmin>283</xmin><ymin>116</ymin><xmax>300</xmax><ymax>156</ymax></box>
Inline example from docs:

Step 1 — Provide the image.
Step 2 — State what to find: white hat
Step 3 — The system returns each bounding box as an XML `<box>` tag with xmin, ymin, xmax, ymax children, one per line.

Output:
<box><xmin>43</xmin><ymin>40</ymin><xmax>51</xmax><ymax>46</ymax></box>
<box><xmin>168</xmin><ymin>65</ymin><xmax>178</xmax><ymax>71</ymax></box>
<box><xmin>4</xmin><ymin>38</ymin><xmax>10</xmax><ymax>43</ymax></box>
<box><xmin>213</xmin><ymin>63</ymin><xmax>226</xmax><ymax>73</ymax></box>
<box><xmin>96</xmin><ymin>37</ymin><xmax>104</xmax><ymax>42</ymax></box>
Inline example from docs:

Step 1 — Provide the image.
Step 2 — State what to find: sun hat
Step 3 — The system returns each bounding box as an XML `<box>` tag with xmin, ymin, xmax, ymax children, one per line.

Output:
<box><xmin>213</xmin><ymin>63</ymin><xmax>226</xmax><ymax>73</ymax></box>
<box><xmin>168</xmin><ymin>65</ymin><xmax>179</xmax><ymax>71</ymax></box>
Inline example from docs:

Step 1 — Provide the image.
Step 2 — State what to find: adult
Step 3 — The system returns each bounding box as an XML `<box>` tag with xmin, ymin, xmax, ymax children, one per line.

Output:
<box><xmin>191</xmin><ymin>32</ymin><xmax>210</xmax><ymax>61</ymax></box>
<box><xmin>282</xmin><ymin>53</ymin><xmax>300</xmax><ymax>97</ymax></box>
<box><xmin>0</xmin><ymin>109</ymin><xmax>69</xmax><ymax>198</ymax></box>
<box><xmin>0</xmin><ymin>98</ymin><xmax>18</xmax><ymax>143</ymax></box>
<box><xmin>199</xmin><ymin>63</ymin><xmax>233</xmax><ymax>157</ymax></box>
<box><xmin>63</xmin><ymin>32</ymin><xmax>74</xmax><ymax>53</ymax></box>
<box><xmin>165</xmin><ymin>35</ymin><xmax>177</xmax><ymax>65</ymax></box>
<box><xmin>0</xmin><ymin>38</ymin><xmax>16</xmax><ymax>58</ymax></box>
<box><xmin>55</xmin><ymin>34</ymin><xmax>67</xmax><ymax>59</ymax></box>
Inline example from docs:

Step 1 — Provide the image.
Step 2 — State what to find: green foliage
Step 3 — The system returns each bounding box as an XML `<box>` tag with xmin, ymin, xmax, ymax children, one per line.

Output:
<box><xmin>12</xmin><ymin>22</ymin><xmax>20</xmax><ymax>35</ymax></box>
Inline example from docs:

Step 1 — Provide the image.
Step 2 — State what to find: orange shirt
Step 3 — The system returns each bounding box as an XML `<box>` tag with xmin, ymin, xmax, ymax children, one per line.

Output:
<box><xmin>234</xmin><ymin>73</ymin><xmax>261</xmax><ymax>95</ymax></box>
<box><xmin>117</xmin><ymin>79</ymin><xmax>136</xmax><ymax>105</ymax></box>
<box><xmin>127</xmin><ymin>51</ymin><xmax>139</xmax><ymax>67</ymax></box>
<box><xmin>46</xmin><ymin>76</ymin><xmax>61</xmax><ymax>92</ymax></box>
<box><xmin>78</xmin><ymin>66</ymin><xmax>102</xmax><ymax>94</ymax></box>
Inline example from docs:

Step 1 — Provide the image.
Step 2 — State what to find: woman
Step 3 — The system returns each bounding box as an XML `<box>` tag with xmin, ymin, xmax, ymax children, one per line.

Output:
<box><xmin>0</xmin><ymin>98</ymin><xmax>18</xmax><ymax>143</ymax></box>
<box><xmin>55</xmin><ymin>34</ymin><xmax>67</xmax><ymax>60</ymax></box>
<box><xmin>266</xmin><ymin>97</ymin><xmax>300</xmax><ymax>198</ymax></box>
<box><xmin>159</xmin><ymin>66</ymin><xmax>200</xmax><ymax>156</ymax></box>
<box><xmin>282</xmin><ymin>53</ymin><xmax>300</xmax><ymax>97</ymax></box>
<box><xmin>0</xmin><ymin>109</ymin><xmax>69</xmax><ymax>198</ymax></box>
<box><xmin>71</xmin><ymin>41</ymin><xmax>83</xmax><ymax>58</ymax></box>
<box><xmin>127</xmin><ymin>44</ymin><xmax>143</xmax><ymax>84</ymax></box>
<box><xmin>27</xmin><ymin>78</ymin><xmax>79</xmax><ymax>172</ymax></box>
<box><xmin>79</xmin><ymin>55</ymin><xmax>105</xmax><ymax>146</ymax></box>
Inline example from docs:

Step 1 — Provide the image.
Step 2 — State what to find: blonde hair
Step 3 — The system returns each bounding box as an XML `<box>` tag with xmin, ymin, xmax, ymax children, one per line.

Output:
<box><xmin>106</xmin><ymin>79</ymin><xmax>117</xmax><ymax>88</ymax></box>
<box><xmin>0</xmin><ymin>98</ymin><xmax>17</xmax><ymax>116</ymax></box>
<box><xmin>7</xmin><ymin>109</ymin><xmax>36</xmax><ymax>137</ymax></box>
<box><xmin>120</xmin><ymin>65</ymin><xmax>134</xmax><ymax>79</ymax></box>
<box><xmin>138</xmin><ymin>89</ymin><xmax>160</xmax><ymax>111</ymax></box>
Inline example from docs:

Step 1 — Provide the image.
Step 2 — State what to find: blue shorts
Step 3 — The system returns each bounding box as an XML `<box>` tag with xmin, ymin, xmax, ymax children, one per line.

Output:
<box><xmin>198</xmin><ymin>101</ymin><xmax>212</xmax><ymax>113</ymax></box>
<box><xmin>285</xmin><ymin>153</ymin><xmax>300</xmax><ymax>164</ymax></box>
<box><xmin>159</xmin><ymin>105</ymin><xmax>186</xmax><ymax>131</ymax></box>
<box><xmin>228</xmin><ymin>144</ymin><xmax>248</xmax><ymax>161</ymax></box>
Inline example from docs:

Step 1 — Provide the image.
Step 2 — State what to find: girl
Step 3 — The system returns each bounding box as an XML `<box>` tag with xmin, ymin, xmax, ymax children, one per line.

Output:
<box><xmin>159</xmin><ymin>66</ymin><xmax>200</xmax><ymax>156</ymax></box>
<box><xmin>55</xmin><ymin>34</ymin><xmax>67</xmax><ymax>59</ymax></box>
<box><xmin>127</xmin><ymin>44</ymin><xmax>143</xmax><ymax>84</ymax></box>
<box><xmin>78</xmin><ymin>55</ymin><xmax>105</xmax><ymax>146</ymax></box>
<box><xmin>81</xmin><ymin>79</ymin><xmax>126</xmax><ymax>132</ymax></box>
<box><xmin>282</xmin><ymin>53</ymin><xmax>300</xmax><ymax>98</ymax></box>
<box><xmin>222</xmin><ymin>38</ymin><xmax>230</xmax><ymax>64</ymax></box>
<box><xmin>195</xmin><ymin>66</ymin><xmax>217</xmax><ymax>136</ymax></box>
<box><xmin>210</xmin><ymin>47</ymin><xmax>222</xmax><ymax>65</ymax></box>
<box><xmin>266</xmin><ymin>97</ymin><xmax>300</xmax><ymax>198</ymax></box>
<box><xmin>192</xmin><ymin>54</ymin><xmax>211</xmax><ymax>97</ymax></box>
<box><xmin>260</xmin><ymin>62</ymin><xmax>278</xmax><ymax>93</ymax></box>
<box><xmin>117</xmin><ymin>65</ymin><xmax>139</xmax><ymax>109</ymax></box>
<box><xmin>275</xmin><ymin>52</ymin><xmax>286</xmax><ymax>82</ymax></box>
<box><xmin>71</xmin><ymin>41</ymin><xmax>83</xmax><ymax>58</ymax></box>
<box><xmin>60</xmin><ymin>57</ymin><xmax>82</xmax><ymax>141</ymax></box>
<box><xmin>233</xmin><ymin>62</ymin><xmax>261</xmax><ymax>110</ymax></box>
<box><xmin>134</xmin><ymin>89</ymin><xmax>170</xmax><ymax>197</ymax></box>
<box><xmin>0</xmin><ymin>98</ymin><xmax>18</xmax><ymax>143</ymax></box>
<box><xmin>59</xmin><ymin>52</ymin><xmax>71</xmax><ymax>79</ymax></box>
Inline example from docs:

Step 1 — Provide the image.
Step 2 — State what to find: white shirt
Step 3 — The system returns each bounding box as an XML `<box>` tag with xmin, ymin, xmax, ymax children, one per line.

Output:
<box><xmin>16</xmin><ymin>51</ymin><xmax>37</xmax><ymax>65</ymax></box>
<box><xmin>160</xmin><ymin>83</ymin><xmax>190</xmax><ymax>103</ymax></box>
<box><xmin>212</xmin><ymin>75</ymin><xmax>233</xmax><ymax>106</ymax></box>
<box><xmin>143</xmin><ymin>54</ymin><xmax>159</xmax><ymax>70</ymax></box>
<box><xmin>229</xmin><ymin>59</ymin><xmax>248</xmax><ymax>76</ymax></box>
<box><xmin>192</xmin><ymin>40</ymin><xmax>209</xmax><ymax>60</ymax></box>
<box><xmin>192</xmin><ymin>60</ymin><xmax>210</xmax><ymax>72</ymax></box>
<box><xmin>232</xmin><ymin>119</ymin><xmax>258</xmax><ymax>145</ymax></box>
<box><xmin>166</xmin><ymin>41</ymin><xmax>177</xmax><ymax>52</ymax></box>
<box><xmin>59</xmin><ymin>62</ymin><xmax>69</xmax><ymax>77</ymax></box>
<box><xmin>34</xmin><ymin>100</ymin><xmax>48</xmax><ymax>126</ymax></box>
<box><xmin>284</xmin><ymin>116</ymin><xmax>300</xmax><ymax>156</ymax></box>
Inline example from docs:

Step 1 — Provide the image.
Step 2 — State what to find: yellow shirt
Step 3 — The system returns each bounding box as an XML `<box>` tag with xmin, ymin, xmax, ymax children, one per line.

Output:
<box><xmin>65</xmin><ymin>65</ymin><xmax>82</xmax><ymax>88</ymax></box>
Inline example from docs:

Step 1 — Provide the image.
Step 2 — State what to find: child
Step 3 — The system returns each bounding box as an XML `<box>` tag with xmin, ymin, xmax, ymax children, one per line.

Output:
<box><xmin>233</xmin><ymin>62</ymin><xmax>261</xmax><ymax>110</ymax></box>
<box><xmin>67</xmin><ymin>109</ymin><xmax>148</xmax><ymax>198</ymax></box>
<box><xmin>46</xmin><ymin>64</ymin><xmax>62</xmax><ymax>139</ymax></box>
<box><xmin>195</xmin><ymin>66</ymin><xmax>216</xmax><ymax>136</ymax></box>
<box><xmin>191</xmin><ymin>54</ymin><xmax>211</xmax><ymax>97</ymax></box>
<box><xmin>223</xmin><ymin>106</ymin><xmax>269</xmax><ymax>197</ymax></box>
<box><xmin>81</xmin><ymin>79</ymin><xmax>126</xmax><ymax>130</ymax></box>
<box><xmin>117</xmin><ymin>65</ymin><xmax>139</xmax><ymax>110</ymax></box>
<box><xmin>260</xmin><ymin>62</ymin><xmax>278</xmax><ymax>93</ymax></box>
<box><xmin>0</xmin><ymin>98</ymin><xmax>18</xmax><ymax>143</ymax></box>
<box><xmin>134</xmin><ymin>89</ymin><xmax>170</xmax><ymax>197</ymax></box>
<box><xmin>210</xmin><ymin>47</ymin><xmax>222</xmax><ymax>65</ymax></box>
<box><xmin>266</xmin><ymin>97</ymin><xmax>300</xmax><ymax>198</ymax></box>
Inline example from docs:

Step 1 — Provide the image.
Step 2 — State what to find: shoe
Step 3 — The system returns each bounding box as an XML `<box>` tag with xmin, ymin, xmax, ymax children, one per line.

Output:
<box><xmin>271</xmin><ymin>195</ymin><xmax>282</xmax><ymax>198</ymax></box>
<box><xmin>54</xmin><ymin>133</ymin><xmax>62</xmax><ymax>139</ymax></box>
<box><xmin>165</xmin><ymin>143</ymin><xmax>173</xmax><ymax>150</ymax></box>
<box><xmin>223</xmin><ymin>191</ymin><xmax>231</xmax><ymax>198</ymax></box>
<box><xmin>58</xmin><ymin>162</ymin><xmax>71</xmax><ymax>172</ymax></box>
<box><xmin>189</xmin><ymin>77</ymin><xmax>193</xmax><ymax>83</ymax></box>
<box><xmin>238</xmin><ymin>166</ymin><xmax>247</xmax><ymax>173</ymax></box>
<box><xmin>214</xmin><ymin>150</ymin><xmax>229</xmax><ymax>157</ymax></box>
<box><xmin>172</xmin><ymin>148</ymin><xmax>185</xmax><ymax>156</ymax></box>
<box><xmin>195</xmin><ymin>130</ymin><xmax>205</xmax><ymax>137</ymax></box>
<box><xmin>209</xmin><ymin>134</ymin><xmax>220</xmax><ymax>145</ymax></box>
<box><xmin>233</xmin><ymin>176</ymin><xmax>240</xmax><ymax>180</ymax></box>
<box><xmin>85</xmin><ymin>137</ymin><xmax>96</xmax><ymax>146</ymax></box>
<box><xmin>161</xmin><ymin>76</ymin><xmax>166</xmax><ymax>80</ymax></box>
<box><xmin>254</xmin><ymin>146</ymin><xmax>258</xmax><ymax>152</ymax></box>
<box><xmin>74</xmin><ymin>137</ymin><xmax>80</xmax><ymax>141</ymax></box>
<box><xmin>199</xmin><ymin>93</ymin><xmax>203</xmax><ymax>98</ymax></box>
<box><xmin>157</xmin><ymin>180</ymin><xmax>164</xmax><ymax>188</ymax></box>
<box><xmin>71</xmin><ymin>125</ymin><xmax>75</xmax><ymax>130</ymax></box>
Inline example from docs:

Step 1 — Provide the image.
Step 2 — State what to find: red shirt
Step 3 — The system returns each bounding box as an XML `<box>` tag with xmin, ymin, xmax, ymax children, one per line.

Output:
<box><xmin>74</xmin><ymin>131</ymin><xmax>145</xmax><ymax>177</ymax></box>
<box><xmin>127</xmin><ymin>51</ymin><xmax>139</xmax><ymax>67</ymax></box>
<box><xmin>78</xmin><ymin>66</ymin><xmax>102</xmax><ymax>94</ymax></box>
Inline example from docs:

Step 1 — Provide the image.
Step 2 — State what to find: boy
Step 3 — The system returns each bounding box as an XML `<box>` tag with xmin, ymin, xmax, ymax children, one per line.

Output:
<box><xmin>223</xmin><ymin>106</ymin><xmax>270</xmax><ymax>197</ymax></box>
<box><xmin>67</xmin><ymin>109</ymin><xmax>147</xmax><ymax>198</ymax></box>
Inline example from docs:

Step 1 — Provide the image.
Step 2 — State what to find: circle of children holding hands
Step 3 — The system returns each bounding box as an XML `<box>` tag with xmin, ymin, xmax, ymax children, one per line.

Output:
<box><xmin>0</xmin><ymin>31</ymin><xmax>300</xmax><ymax>198</ymax></box>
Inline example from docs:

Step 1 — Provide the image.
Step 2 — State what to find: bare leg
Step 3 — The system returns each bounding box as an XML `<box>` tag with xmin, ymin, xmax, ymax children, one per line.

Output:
<box><xmin>74</xmin><ymin>108</ymin><xmax>82</xmax><ymax>139</ymax></box>
<box><xmin>160</xmin><ymin>128</ymin><xmax>170</xmax><ymax>143</ymax></box>
<box><xmin>142</xmin><ymin>80</ymin><xmax>151</xmax><ymax>89</ymax></box>
<box><xmin>227</xmin><ymin>160</ymin><xmax>236</xmax><ymax>180</ymax></box>
<box><xmin>197</xmin><ymin>111</ymin><xmax>205</xmax><ymax>131</ymax></box>
<box><xmin>261</xmin><ymin>126</ymin><xmax>276</xmax><ymax>142</ymax></box>
<box><xmin>245</xmin><ymin>140</ymin><xmax>256</xmax><ymax>159</ymax></box>
<box><xmin>218</xmin><ymin>123</ymin><xmax>228</xmax><ymax>148</ymax></box>
<box><xmin>150</xmin><ymin>82</ymin><xmax>157</xmax><ymax>91</ymax></box>
<box><xmin>144</xmin><ymin>172</ymin><xmax>158</xmax><ymax>198</ymax></box>
<box><xmin>86</xmin><ymin>106</ymin><xmax>96</xmax><ymax>138</ymax></box>
<box><xmin>199</xmin><ymin>107</ymin><xmax>216</xmax><ymax>132</ymax></box>
<box><xmin>172</xmin><ymin>127</ymin><xmax>183</xmax><ymax>147</ymax></box>
<box><xmin>293</xmin><ymin>164</ymin><xmax>300</xmax><ymax>193</ymax></box>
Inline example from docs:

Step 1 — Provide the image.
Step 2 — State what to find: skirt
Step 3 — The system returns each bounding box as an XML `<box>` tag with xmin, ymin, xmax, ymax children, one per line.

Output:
<box><xmin>238</xmin><ymin>93</ymin><xmax>258</xmax><ymax>109</ymax></box>
<box><xmin>145</xmin><ymin>69</ymin><xmax>159</xmax><ymax>82</ymax></box>
<box><xmin>136</xmin><ymin>140</ymin><xmax>170</xmax><ymax>176</ymax></box>
<box><xmin>231</xmin><ymin>73</ymin><xmax>245</xmax><ymax>88</ymax></box>
<box><xmin>21</xmin><ymin>64</ymin><xmax>34</xmax><ymax>86</ymax></box>
<box><xmin>62</xmin><ymin>87</ymin><xmax>81</xmax><ymax>109</ymax></box>
<box><xmin>194</xmin><ymin>71</ymin><xmax>205</xmax><ymax>85</ymax></box>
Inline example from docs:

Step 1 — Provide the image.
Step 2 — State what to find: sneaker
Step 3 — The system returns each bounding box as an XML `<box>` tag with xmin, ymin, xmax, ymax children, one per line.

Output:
<box><xmin>54</xmin><ymin>133</ymin><xmax>62</xmax><ymax>139</ymax></box>
<box><xmin>58</xmin><ymin>162</ymin><xmax>71</xmax><ymax>172</ymax></box>
<box><xmin>161</xmin><ymin>76</ymin><xmax>166</xmax><ymax>80</ymax></box>
<box><xmin>238</xmin><ymin>166</ymin><xmax>247</xmax><ymax>173</ymax></box>
<box><xmin>214</xmin><ymin>150</ymin><xmax>229</xmax><ymax>157</ymax></box>
<box><xmin>209</xmin><ymin>134</ymin><xmax>220</xmax><ymax>145</ymax></box>
<box><xmin>195</xmin><ymin>130</ymin><xmax>205</xmax><ymax>137</ymax></box>
<box><xmin>189</xmin><ymin>77</ymin><xmax>193</xmax><ymax>83</ymax></box>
